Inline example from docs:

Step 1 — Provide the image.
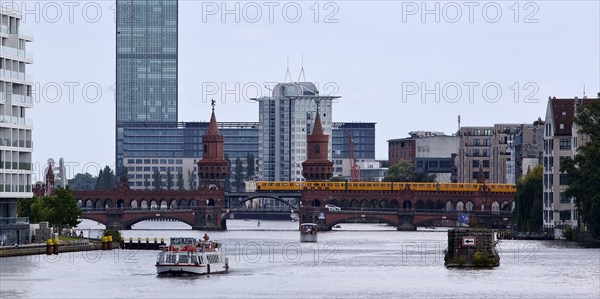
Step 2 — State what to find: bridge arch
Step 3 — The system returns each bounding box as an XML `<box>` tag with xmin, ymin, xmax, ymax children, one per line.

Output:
<box><xmin>229</xmin><ymin>195</ymin><xmax>299</xmax><ymax>210</ymax></box>
<box><xmin>85</xmin><ymin>200</ymin><xmax>93</xmax><ymax>209</ymax></box>
<box><xmin>416</xmin><ymin>200</ymin><xmax>425</xmax><ymax>210</ymax></box>
<box><xmin>491</xmin><ymin>201</ymin><xmax>500</xmax><ymax>211</ymax></box>
<box><xmin>179</xmin><ymin>199</ymin><xmax>189</xmax><ymax>209</ymax></box>
<box><xmin>140</xmin><ymin>199</ymin><xmax>148</xmax><ymax>210</ymax></box>
<box><xmin>116</xmin><ymin>199</ymin><xmax>125</xmax><ymax>208</ymax></box>
<box><xmin>425</xmin><ymin>200</ymin><xmax>434</xmax><ymax>210</ymax></box>
<box><xmin>104</xmin><ymin>199</ymin><xmax>113</xmax><ymax>208</ymax></box>
<box><xmin>466</xmin><ymin>201</ymin><xmax>474</xmax><ymax>211</ymax></box>
<box><xmin>456</xmin><ymin>201</ymin><xmax>464</xmax><ymax>211</ymax></box>
<box><xmin>95</xmin><ymin>199</ymin><xmax>102</xmax><ymax>209</ymax></box>
<box><xmin>390</xmin><ymin>199</ymin><xmax>399</xmax><ymax>209</ymax></box>
<box><xmin>445</xmin><ymin>201</ymin><xmax>453</xmax><ymax>210</ymax></box>
<box><xmin>402</xmin><ymin>200</ymin><xmax>411</xmax><ymax>210</ymax></box>
<box><xmin>160</xmin><ymin>200</ymin><xmax>168</xmax><ymax>209</ymax></box>
<box><xmin>380</xmin><ymin>199</ymin><xmax>388</xmax><ymax>209</ymax></box>
<box><xmin>150</xmin><ymin>200</ymin><xmax>158</xmax><ymax>209</ymax></box>
<box><xmin>131</xmin><ymin>199</ymin><xmax>138</xmax><ymax>209</ymax></box>
<box><xmin>370</xmin><ymin>199</ymin><xmax>378</xmax><ymax>209</ymax></box>
<box><xmin>339</xmin><ymin>199</ymin><xmax>348</xmax><ymax>208</ymax></box>
<box><xmin>360</xmin><ymin>200</ymin><xmax>369</xmax><ymax>209</ymax></box>
<box><xmin>329</xmin><ymin>199</ymin><xmax>339</xmax><ymax>206</ymax></box>
<box><xmin>311</xmin><ymin>199</ymin><xmax>321</xmax><ymax>207</ymax></box>
<box><xmin>169</xmin><ymin>199</ymin><xmax>178</xmax><ymax>209</ymax></box>
<box><xmin>435</xmin><ymin>200</ymin><xmax>444</xmax><ymax>210</ymax></box>
<box><xmin>350</xmin><ymin>199</ymin><xmax>359</xmax><ymax>208</ymax></box>
<box><xmin>325</xmin><ymin>215</ymin><xmax>399</xmax><ymax>230</ymax></box>
<box><xmin>123</xmin><ymin>215</ymin><xmax>194</xmax><ymax>229</ymax></box>
<box><xmin>207</xmin><ymin>199</ymin><xmax>216</xmax><ymax>206</ymax></box>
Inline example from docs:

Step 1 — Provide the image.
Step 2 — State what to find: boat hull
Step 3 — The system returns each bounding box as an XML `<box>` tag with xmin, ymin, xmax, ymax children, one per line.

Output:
<box><xmin>300</xmin><ymin>234</ymin><xmax>317</xmax><ymax>242</ymax></box>
<box><xmin>156</xmin><ymin>262</ymin><xmax>229</xmax><ymax>276</ymax></box>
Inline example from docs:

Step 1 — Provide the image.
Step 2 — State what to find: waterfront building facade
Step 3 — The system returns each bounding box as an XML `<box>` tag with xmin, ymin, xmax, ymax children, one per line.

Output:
<box><xmin>331</xmin><ymin>122</ymin><xmax>376</xmax><ymax>179</ymax></box>
<box><xmin>0</xmin><ymin>6</ymin><xmax>33</xmax><ymax>244</ymax></box>
<box><xmin>542</xmin><ymin>96</ymin><xmax>598</xmax><ymax>237</ymax></box>
<box><xmin>122</xmin><ymin>122</ymin><xmax>258</xmax><ymax>190</ymax></box>
<box><xmin>254</xmin><ymin>82</ymin><xmax>339</xmax><ymax>181</ymax></box>
<box><xmin>115</xmin><ymin>0</ymin><xmax>178</xmax><ymax>175</ymax></box>
<box><xmin>457</xmin><ymin>124</ymin><xmax>522</xmax><ymax>184</ymax></box>
<box><xmin>388</xmin><ymin>132</ymin><xmax>458</xmax><ymax>182</ymax></box>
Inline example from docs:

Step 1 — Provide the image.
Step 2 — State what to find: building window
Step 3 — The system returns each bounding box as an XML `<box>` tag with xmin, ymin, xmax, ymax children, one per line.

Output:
<box><xmin>472</xmin><ymin>160</ymin><xmax>479</xmax><ymax>168</ymax></box>
<box><xmin>559</xmin><ymin>210</ymin><xmax>571</xmax><ymax>221</ymax></box>
<box><xmin>559</xmin><ymin>138</ymin><xmax>571</xmax><ymax>149</ymax></box>
<box><xmin>472</xmin><ymin>149</ymin><xmax>480</xmax><ymax>157</ymax></box>
<box><xmin>315</xmin><ymin>145</ymin><xmax>320</xmax><ymax>154</ymax></box>
<box><xmin>559</xmin><ymin>174</ymin><xmax>568</xmax><ymax>185</ymax></box>
<box><xmin>559</xmin><ymin>192</ymin><xmax>570</xmax><ymax>203</ymax></box>
<box><xmin>482</xmin><ymin>160</ymin><xmax>490</xmax><ymax>167</ymax></box>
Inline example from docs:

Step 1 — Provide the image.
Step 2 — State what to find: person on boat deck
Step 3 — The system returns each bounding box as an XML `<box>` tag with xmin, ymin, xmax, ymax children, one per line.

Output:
<box><xmin>203</xmin><ymin>234</ymin><xmax>210</xmax><ymax>241</ymax></box>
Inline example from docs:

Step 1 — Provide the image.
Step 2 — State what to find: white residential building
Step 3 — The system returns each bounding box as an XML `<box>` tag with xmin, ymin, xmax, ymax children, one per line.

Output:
<box><xmin>1</xmin><ymin>6</ymin><xmax>33</xmax><ymax>244</ymax></box>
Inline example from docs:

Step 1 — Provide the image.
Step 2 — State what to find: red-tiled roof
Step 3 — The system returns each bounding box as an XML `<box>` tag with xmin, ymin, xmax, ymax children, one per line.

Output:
<box><xmin>551</xmin><ymin>98</ymin><xmax>574</xmax><ymax>136</ymax></box>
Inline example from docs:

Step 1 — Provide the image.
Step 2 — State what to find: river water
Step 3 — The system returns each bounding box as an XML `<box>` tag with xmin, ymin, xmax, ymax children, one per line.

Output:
<box><xmin>1</xmin><ymin>220</ymin><xmax>598</xmax><ymax>298</ymax></box>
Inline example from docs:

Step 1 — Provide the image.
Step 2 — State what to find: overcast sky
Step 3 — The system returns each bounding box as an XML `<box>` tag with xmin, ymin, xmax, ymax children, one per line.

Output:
<box><xmin>2</xmin><ymin>0</ymin><xmax>598</xmax><ymax>181</ymax></box>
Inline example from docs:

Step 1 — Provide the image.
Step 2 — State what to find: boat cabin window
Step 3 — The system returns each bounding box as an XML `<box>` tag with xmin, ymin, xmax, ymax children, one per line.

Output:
<box><xmin>191</xmin><ymin>255</ymin><xmax>199</xmax><ymax>264</ymax></box>
<box><xmin>178</xmin><ymin>254</ymin><xmax>190</xmax><ymax>264</ymax></box>
<box><xmin>166</xmin><ymin>254</ymin><xmax>177</xmax><ymax>264</ymax></box>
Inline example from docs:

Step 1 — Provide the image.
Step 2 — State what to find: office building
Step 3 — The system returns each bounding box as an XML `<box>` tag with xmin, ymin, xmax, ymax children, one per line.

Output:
<box><xmin>254</xmin><ymin>82</ymin><xmax>340</xmax><ymax>181</ymax></box>
<box><xmin>0</xmin><ymin>6</ymin><xmax>33</xmax><ymax>244</ymax></box>
<box><xmin>388</xmin><ymin>132</ymin><xmax>459</xmax><ymax>182</ymax></box>
<box><xmin>122</xmin><ymin>122</ymin><xmax>258</xmax><ymax>189</ymax></box>
<box><xmin>116</xmin><ymin>0</ymin><xmax>178</xmax><ymax>174</ymax></box>
<box><xmin>457</xmin><ymin>124</ymin><xmax>523</xmax><ymax>184</ymax></box>
<box><xmin>331</xmin><ymin>122</ymin><xmax>376</xmax><ymax>179</ymax></box>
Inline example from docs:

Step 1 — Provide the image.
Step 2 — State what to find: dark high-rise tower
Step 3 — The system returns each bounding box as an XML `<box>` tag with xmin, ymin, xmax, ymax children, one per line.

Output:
<box><xmin>115</xmin><ymin>0</ymin><xmax>178</xmax><ymax>173</ymax></box>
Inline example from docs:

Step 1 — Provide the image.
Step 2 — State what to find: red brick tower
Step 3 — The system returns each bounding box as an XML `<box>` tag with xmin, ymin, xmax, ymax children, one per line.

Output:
<box><xmin>197</xmin><ymin>101</ymin><xmax>228</xmax><ymax>190</ymax></box>
<box><xmin>302</xmin><ymin>109</ymin><xmax>333</xmax><ymax>181</ymax></box>
<box><xmin>44</xmin><ymin>161</ymin><xmax>55</xmax><ymax>196</ymax></box>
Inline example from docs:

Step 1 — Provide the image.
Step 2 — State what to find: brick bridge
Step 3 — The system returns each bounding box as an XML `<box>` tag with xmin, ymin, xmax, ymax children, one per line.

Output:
<box><xmin>74</xmin><ymin>187</ymin><xmax>513</xmax><ymax>231</ymax></box>
<box><xmin>299</xmin><ymin>188</ymin><xmax>514</xmax><ymax>230</ymax></box>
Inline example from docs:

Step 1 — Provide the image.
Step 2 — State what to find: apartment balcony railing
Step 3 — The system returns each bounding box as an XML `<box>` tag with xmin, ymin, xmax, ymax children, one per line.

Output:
<box><xmin>0</xmin><ymin>184</ymin><xmax>33</xmax><ymax>193</ymax></box>
<box><xmin>0</xmin><ymin>115</ymin><xmax>33</xmax><ymax>126</ymax></box>
<box><xmin>0</xmin><ymin>162</ymin><xmax>33</xmax><ymax>170</ymax></box>
<box><xmin>0</xmin><ymin>46</ymin><xmax>33</xmax><ymax>61</ymax></box>
<box><xmin>0</xmin><ymin>217</ymin><xmax>30</xmax><ymax>225</ymax></box>
<box><xmin>0</xmin><ymin>92</ymin><xmax>33</xmax><ymax>106</ymax></box>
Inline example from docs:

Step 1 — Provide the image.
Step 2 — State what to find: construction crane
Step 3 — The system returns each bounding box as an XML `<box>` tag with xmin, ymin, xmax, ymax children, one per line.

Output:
<box><xmin>349</xmin><ymin>133</ymin><xmax>361</xmax><ymax>182</ymax></box>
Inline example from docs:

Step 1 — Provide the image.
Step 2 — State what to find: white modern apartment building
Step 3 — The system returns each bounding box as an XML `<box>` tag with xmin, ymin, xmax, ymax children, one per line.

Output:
<box><xmin>254</xmin><ymin>82</ymin><xmax>340</xmax><ymax>181</ymax></box>
<box><xmin>0</xmin><ymin>6</ymin><xmax>33</xmax><ymax>244</ymax></box>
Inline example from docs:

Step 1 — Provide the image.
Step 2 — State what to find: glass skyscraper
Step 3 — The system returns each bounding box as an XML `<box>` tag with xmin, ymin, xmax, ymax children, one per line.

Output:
<box><xmin>116</xmin><ymin>0</ymin><xmax>178</xmax><ymax>173</ymax></box>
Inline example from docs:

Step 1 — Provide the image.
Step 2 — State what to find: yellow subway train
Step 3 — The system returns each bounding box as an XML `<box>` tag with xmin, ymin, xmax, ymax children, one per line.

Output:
<box><xmin>255</xmin><ymin>181</ymin><xmax>516</xmax><ymax>193</ymax></box>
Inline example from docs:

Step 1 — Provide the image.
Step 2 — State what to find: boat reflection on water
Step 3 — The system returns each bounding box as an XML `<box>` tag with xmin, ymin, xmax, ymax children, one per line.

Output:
<box><xmin>300</xmin><ymin>223</ymin><xmax>318</xmax><ymax>242</ymax></box>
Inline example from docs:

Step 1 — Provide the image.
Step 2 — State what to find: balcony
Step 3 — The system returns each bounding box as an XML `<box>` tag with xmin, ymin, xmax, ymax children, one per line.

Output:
<box><xmin>0</xmin><ymin>217</ymin><xmax>29</xmax><ymax>225</ymax></box>
<box><xmin>0</xmin><ymin>92</ymin><xmax>32</xmax><ymax>106</ymax></box>
<box><xmin>0</xmin><ymin>69</ymin><xmax>33</xmax><ymax>83</ymax></box>
<box><xmin>0</xmin><ymin>116</ymin><xmax>33</xmax><ymax>126</ymax></box>
<box><xmin>0</xmin><ymin>162</ymin><xmax>33</xmax><ymax>170</ymax></box>
<box><xmin>0</xmin><ymin>46</ymin><xmax>33</xmax><ymax>62</ymax></box>
<box><xmin>0</xmin><ymin>184</ymin><xmax>33</xmax><ymax>193</ymax></box>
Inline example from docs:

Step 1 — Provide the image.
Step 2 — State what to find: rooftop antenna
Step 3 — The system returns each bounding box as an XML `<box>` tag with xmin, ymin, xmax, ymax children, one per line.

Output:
<box><xmin>284</xmin><ymin>56</ymin><xmax>292</xmax><ymax>83</ymax></box>
<box><xmin>457</xmin><ymin>115</ymin><xmax>461</xmax><ymax>134</ymax></box>
<box><xmin>583</xmin><ymin>85</ymin><xmax>587</xmax><ymax>98</ymax></box>
<box><xmin>297</xmin><ymin>53</ymin><xmax>306</xmax><ymax>82</ymax></box>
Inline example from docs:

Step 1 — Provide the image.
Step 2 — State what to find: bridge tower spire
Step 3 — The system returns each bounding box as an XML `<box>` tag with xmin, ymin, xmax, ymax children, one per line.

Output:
<box><xmin>197</xmin><ymin>100</ymin><xmax>228</xmax><ymax>190</ymax></box>
<box><xmin>302</xmin><ymin>104</ymin><xmax>333</xmax><ymax>181</ymax></box>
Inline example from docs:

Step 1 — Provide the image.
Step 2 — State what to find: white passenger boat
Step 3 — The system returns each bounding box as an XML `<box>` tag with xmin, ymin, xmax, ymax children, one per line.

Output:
<box><xmin>156</xmin><ymin>237</ymin><xmax>229</xmax><ymax>276</ymax></box>
<box><xmin>300</xmin><ymin>223</ymin><xmax>318</xmax><ymax>242</ymax></box>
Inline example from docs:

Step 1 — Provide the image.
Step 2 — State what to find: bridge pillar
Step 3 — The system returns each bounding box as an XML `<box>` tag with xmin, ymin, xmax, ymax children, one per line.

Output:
<box><xmin>396</xmin><ymin>213</ymin><xmax>416</xmax><ymax>231</ymax></box>
<box><xmin>191</xmin><ymin>208</ymin><xmax>226</xmax><ymax>231</ymax></box>
<box><xmin>106</xmin><ymin>210</ymin><xmax>126</xmax><ymax>230</ymax></box>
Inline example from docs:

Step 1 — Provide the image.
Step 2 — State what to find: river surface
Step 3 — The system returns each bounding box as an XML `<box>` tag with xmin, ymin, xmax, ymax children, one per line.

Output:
<box><xmin>1</xmin><ymin>220</ymin><xmax>599</xmax><ymax>298</ymax></box>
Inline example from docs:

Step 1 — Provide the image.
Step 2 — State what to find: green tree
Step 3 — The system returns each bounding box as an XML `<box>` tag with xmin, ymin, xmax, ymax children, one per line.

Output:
<box><xmin>46</xmin><ymin>187</ymin><xmax>81</xmax><ymax>232</ymax></box>
<box><xmin>561</xmin><ymin>97</ymin><xmax>600</xmax><ymax>238</ymax></box>
<box><xmin>246</xmin><ymin>153</ymin><xmax>255</xmax><ymax>179</ymax></box>
<box><xmin>187</xmin><ymin>169</ymin><xmax>197</xmax><ymax>190</ymax></box>
<box><xmin>120</xmin><ymin>166</ymin><xmax>129</xmax><ymax>186</ymax></box>
<box><xmin>383</xmin><ymin>160</ymin><xmax>436</xmax><ymax>182</ymax></box>
<box><xmin>513</xmin><ymin>165</ymin><xmax>543</xmax><ymax>232</ymax></box>
<box><xmin>18</xmin><ymin>188</ymin><xmax>81</xmax><ymax>231</ymax></box>
<box><xmin>153</xmin><ymin>169</ymin><xmax>163</xmax><ymax>190</ymax></box>
<box><xmin>234</xmin><ymin>157</ymin><xmax>244</xmax><ymax>191</ymax></box>
<box><xmin>101</xmin><ymin>166</ymin><xmax>116</xmax><ymax>190</ymax></box>
<box><xmin>166</xmin><ymin>169</ymin><xmax>174</xmax><ymax>191</ymax></box>
<box><xmin>95</xmin><ymin>166</ymin><xmax>116</xmax><ymax>190</ymax></box>
<box><xmin>68</xmin><ymin>173</ymin><xmax>97</xmax><ymax>191</ymax></box>
<box><xmin>176</xmin><ymin>170</ymin><xmax>184</xmax><ymax>191</ymax></box>
<box><xmin>224</xmin><ymin>154</ymin><xmax>232</xmax><ymax>192</ymax></box>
